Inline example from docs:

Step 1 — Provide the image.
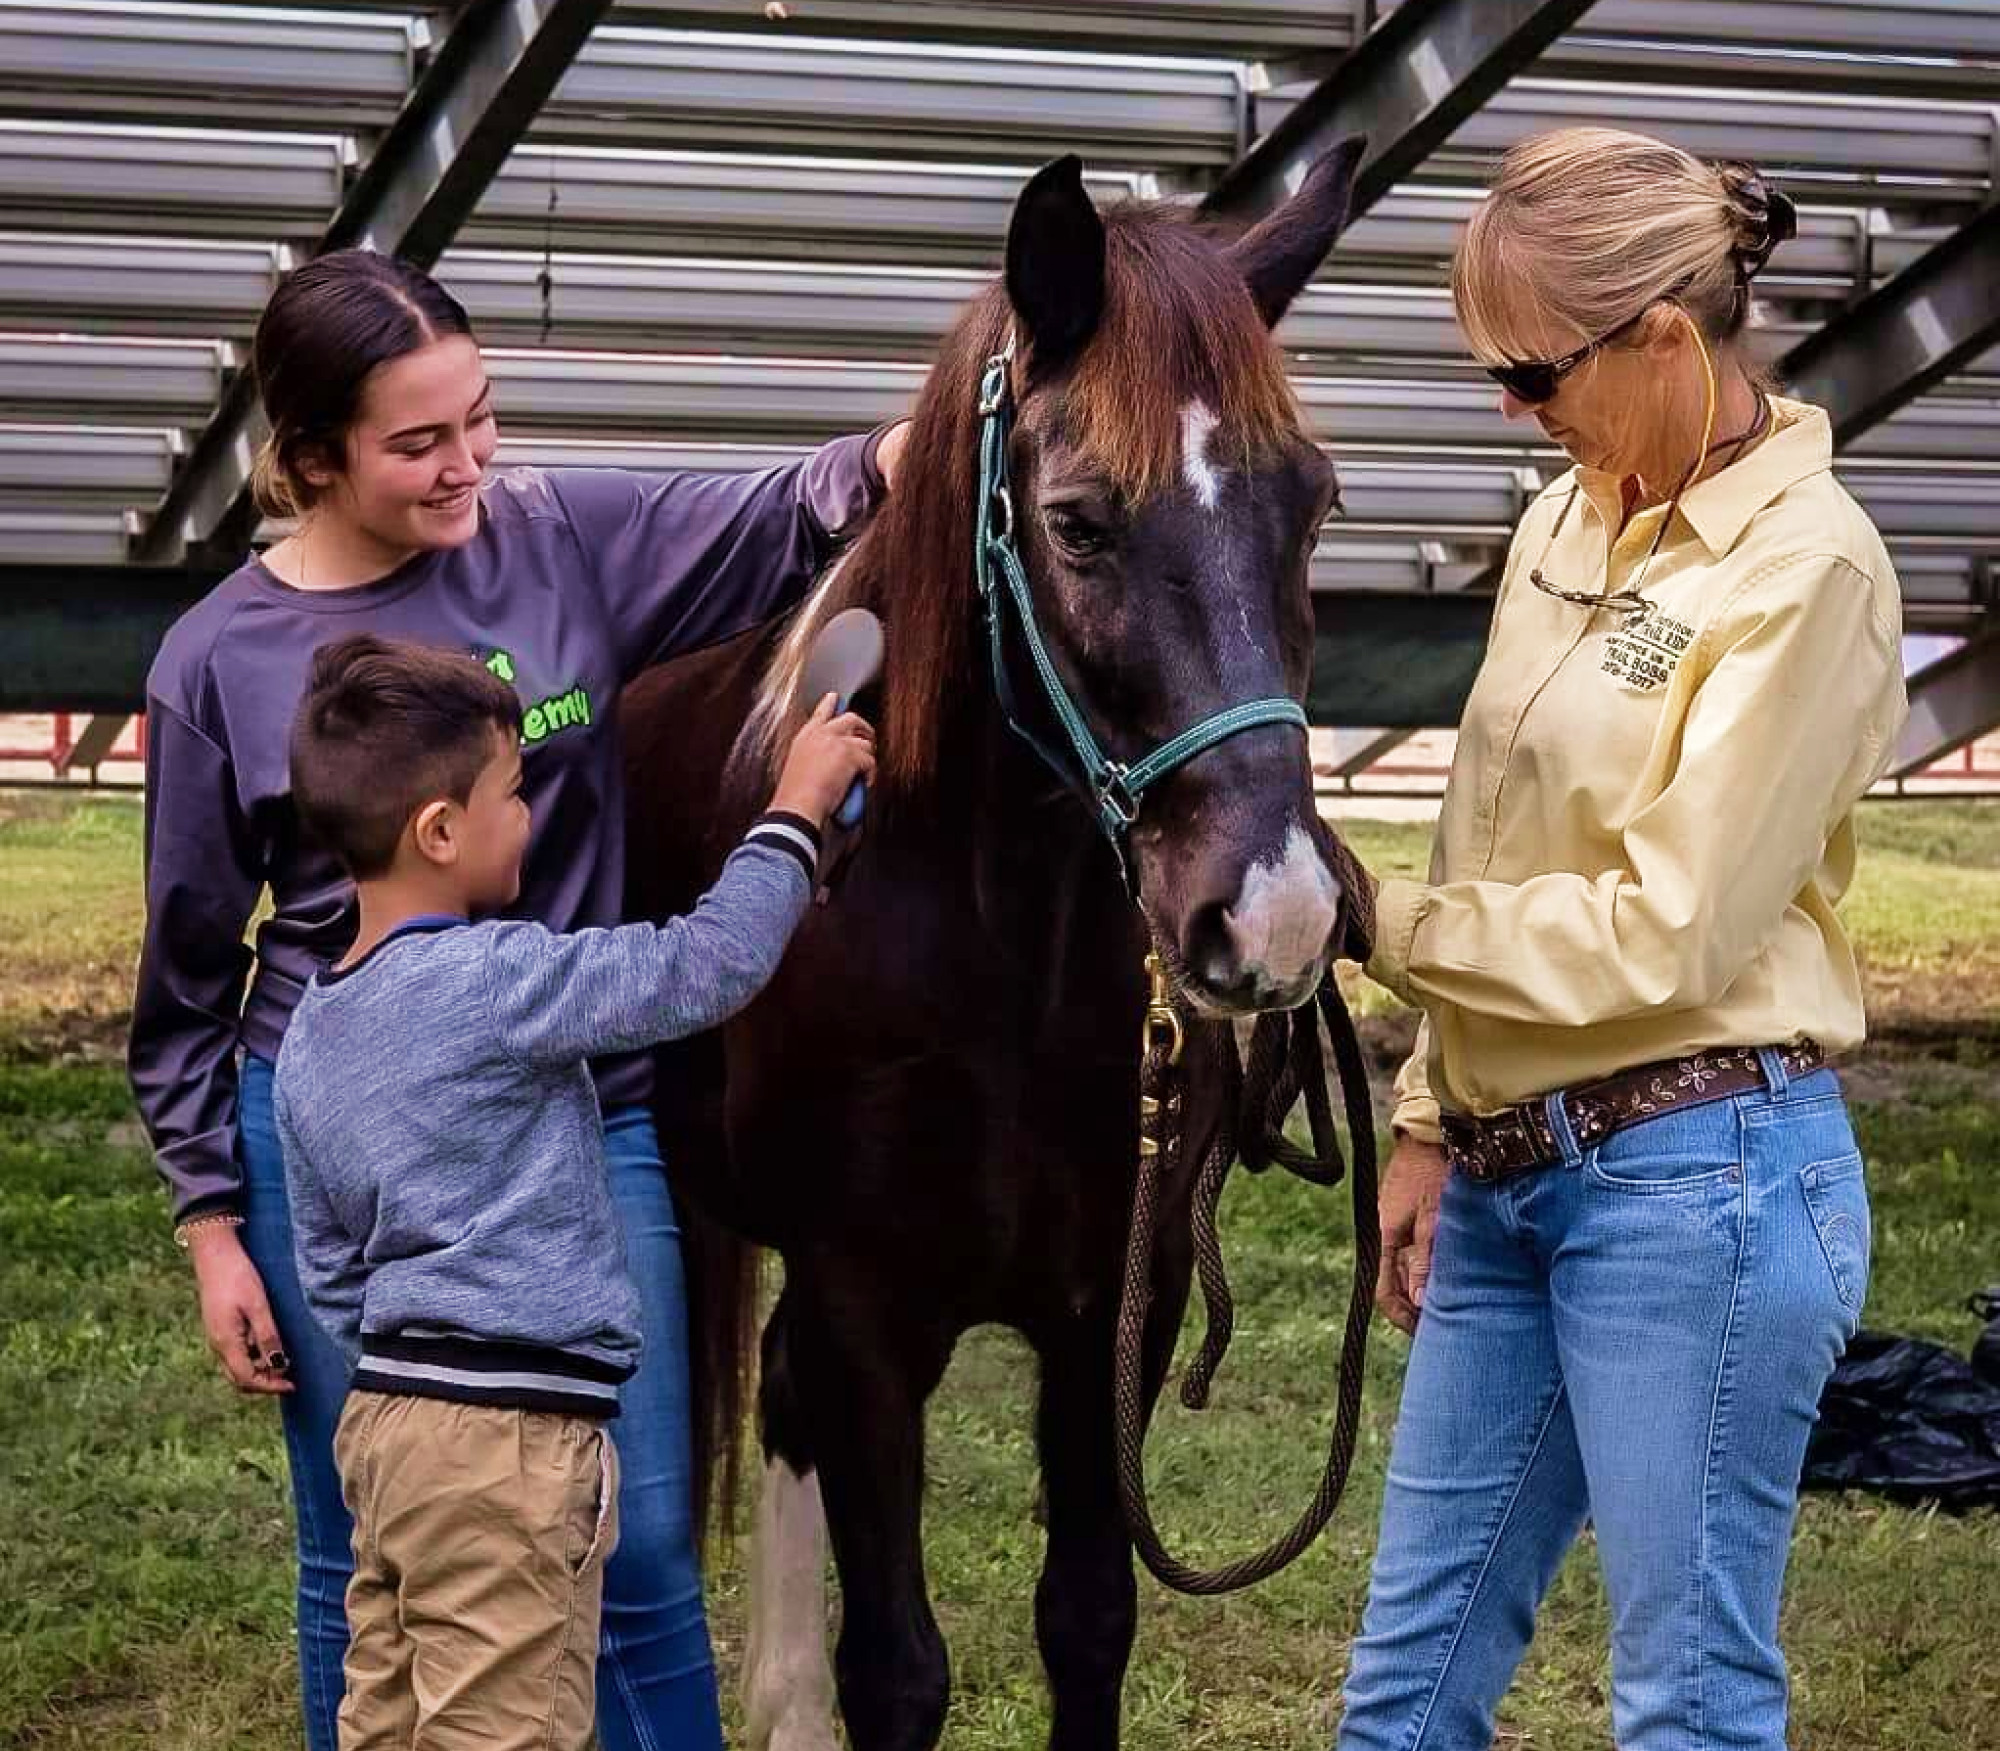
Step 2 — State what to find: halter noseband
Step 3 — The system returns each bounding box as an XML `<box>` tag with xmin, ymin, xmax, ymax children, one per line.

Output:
<box><xmin>972</xmin><ymin>337</ymin><xmax>1308</xmax><ymax>865</ymax></box>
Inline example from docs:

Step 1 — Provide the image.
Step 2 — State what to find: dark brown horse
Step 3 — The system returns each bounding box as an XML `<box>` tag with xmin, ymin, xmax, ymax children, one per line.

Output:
<box><xmin>621</xmin><ymin>143</ymin><xmax>1370</xmax><ymax>1751</ymax></box>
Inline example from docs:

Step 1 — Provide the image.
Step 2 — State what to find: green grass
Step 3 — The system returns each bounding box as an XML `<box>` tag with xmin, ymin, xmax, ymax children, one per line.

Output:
<box><xmin>0</xmin><ymin>793</ymin><xmax>146</xmax><ymax>1060</ymax></box>
<box><xmin>0</xmin><ymin>1062</ymin><xmax>299</xmax><ymax>1749</ymax></box>
<box><xmin>3</xmin><ymin>790</ymin><xmax>1997</xmax><ymax>1749</ymax></box>
<box><xmin>1843</xmin><ymin>806</ymin><xmax>2000</xmax><ymax>1034</ymax></box>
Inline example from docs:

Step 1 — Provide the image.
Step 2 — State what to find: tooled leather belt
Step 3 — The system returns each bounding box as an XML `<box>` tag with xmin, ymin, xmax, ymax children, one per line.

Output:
<box><xmin>1439</xmin><ymin>1040</ymin><xmax>1827</xmax><ymax>1184</ymax></box>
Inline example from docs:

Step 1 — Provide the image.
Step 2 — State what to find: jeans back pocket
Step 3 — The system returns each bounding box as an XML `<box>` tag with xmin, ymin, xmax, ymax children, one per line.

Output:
<box><xmin>1799</xmin><ymin>1152</ymin><xmax>1871</xmax><ymax>1316</ymax></box>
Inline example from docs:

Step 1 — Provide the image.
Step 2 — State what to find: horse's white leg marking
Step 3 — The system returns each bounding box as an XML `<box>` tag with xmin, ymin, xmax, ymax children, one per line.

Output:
<box><xmin>742</xmin><ymin>1459</ymin><xmax>839</xmax><ymax>1751</ymax></box>
<box><xmin>1180</xmin><ymin>399</ymin><xmax>1222</xmax><ymax>510</ymax></box>
<box><xmin>1225</xmin><ymin>818</ymin><xmax>1341</xmax><ymax>991</ymax></box>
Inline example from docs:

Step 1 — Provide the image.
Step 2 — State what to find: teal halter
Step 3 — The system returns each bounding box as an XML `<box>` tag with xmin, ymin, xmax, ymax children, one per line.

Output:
<box><xmin>973</xmin><ymin>338</ymin><xmax>1309</xmax><ymax>853</ymax></box>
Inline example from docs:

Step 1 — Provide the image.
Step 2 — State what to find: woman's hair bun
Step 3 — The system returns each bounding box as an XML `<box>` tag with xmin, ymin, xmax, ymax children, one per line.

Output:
<box><xmin>1715</xmin><ymin>160</ymin><xmax>1799</xmax><ymax>280</ymax></box>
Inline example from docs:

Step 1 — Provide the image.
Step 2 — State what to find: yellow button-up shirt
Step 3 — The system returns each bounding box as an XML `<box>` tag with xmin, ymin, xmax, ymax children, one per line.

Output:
<box><xmin>1368</xmin><ymin>396</ymin><xmax>1907</xmax><ymax>1141</ymax></box>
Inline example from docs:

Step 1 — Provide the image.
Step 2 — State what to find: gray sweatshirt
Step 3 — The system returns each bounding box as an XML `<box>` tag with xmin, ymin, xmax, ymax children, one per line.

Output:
<box><xmin>270</xmin><ymin>816</ymin><xmax>818</xmax><ymax>1417</ymax></box>
<box><xmin>131</xmin><ymin>436</ymin><xmax>885</xmax><ymax>1223</ymax></box>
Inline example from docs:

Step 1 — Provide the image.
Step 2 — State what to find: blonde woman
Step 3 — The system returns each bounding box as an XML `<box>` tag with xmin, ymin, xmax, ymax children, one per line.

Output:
<box><xmin>1340</xmin><ymin>129</ymin><xmax>1908</xmax><ymax>1751</ymax></box>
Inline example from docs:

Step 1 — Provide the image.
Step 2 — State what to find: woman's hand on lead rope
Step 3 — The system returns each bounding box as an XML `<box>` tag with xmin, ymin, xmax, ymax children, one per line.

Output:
<box><xmin>185</xmin><ymin>1223</ymin><xmax>294</xmax><ymax>1396</ymax></box>
<box><xmin>1376</xmin><ymin>1136</ymin><xmax>1448</xmax><ymax>1334</ymax></box>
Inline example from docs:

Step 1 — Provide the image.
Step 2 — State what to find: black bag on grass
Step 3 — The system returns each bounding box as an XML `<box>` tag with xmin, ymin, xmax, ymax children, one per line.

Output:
<box><xmin>1969</xmin><ymin>1286</ymin><xmax>2000</xmax><ymax>1390</ymax></box>
<box><xmin>1801</xmin><ymin>1290</ymin><xmax>2000</xmax><ymax>1513</ymax></box>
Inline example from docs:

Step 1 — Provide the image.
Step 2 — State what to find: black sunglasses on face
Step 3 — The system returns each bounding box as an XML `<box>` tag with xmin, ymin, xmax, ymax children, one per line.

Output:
<box><xmin>1484</xmin><ymin>305</ymin><xmax>1653</xmax><ymax>405</ymax></box>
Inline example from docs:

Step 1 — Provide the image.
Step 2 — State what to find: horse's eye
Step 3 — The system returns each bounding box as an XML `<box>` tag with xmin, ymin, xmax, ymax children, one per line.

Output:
<box><xmin>1045</xmin><ymin>506</ymin><xmax>1110</xmax><ymax>558</ymax></box>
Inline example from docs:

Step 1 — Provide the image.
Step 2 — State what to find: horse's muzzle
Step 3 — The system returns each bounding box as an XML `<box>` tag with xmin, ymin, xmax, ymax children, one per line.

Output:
<box><xmin>1178</xmin><ymin>822</ymin><xmax>1342</xmax><ymax>1016</ymax></box>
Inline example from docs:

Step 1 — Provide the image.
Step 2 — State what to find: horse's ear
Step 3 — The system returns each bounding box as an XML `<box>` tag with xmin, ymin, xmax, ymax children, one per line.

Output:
<box><xmin>1006</xmin><ymin>155</ymin><xmax>1106</xmax><ymax>373</ymax></box>
<box><xmin>1227</xmin><ymin>134</ymin><xmax>1367</xmax><ymax>329</ymax></box>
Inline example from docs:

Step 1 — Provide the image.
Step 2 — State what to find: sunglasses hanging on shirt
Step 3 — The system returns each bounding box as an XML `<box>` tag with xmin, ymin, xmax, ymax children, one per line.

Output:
<box><xmin>1525</xmin><ymin>371</ymin><xmax>1774</xmax><ymax>619</ymax></box>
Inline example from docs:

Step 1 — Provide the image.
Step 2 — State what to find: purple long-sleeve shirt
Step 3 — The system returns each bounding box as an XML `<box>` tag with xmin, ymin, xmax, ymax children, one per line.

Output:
<box><xmin>130</xmin><ymin>436</ymin><xmax>885</xmax><ymax>1222</ymax></box>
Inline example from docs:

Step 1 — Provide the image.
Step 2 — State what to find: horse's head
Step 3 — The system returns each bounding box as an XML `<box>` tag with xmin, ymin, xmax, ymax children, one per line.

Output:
<box><xmin>748</xmin><ymin>142</ymin><xmax>1369</xmax><ymax>1015</ymax></box>
<box><xmin>992</xmin><ymin>145</ymin><xmax>1365</xmax><ymax>1015</ymax></box>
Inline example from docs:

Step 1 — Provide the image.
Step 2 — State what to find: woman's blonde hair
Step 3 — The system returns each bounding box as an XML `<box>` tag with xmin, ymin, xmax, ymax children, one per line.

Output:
<box><xmin>1452</xmin><ymin>127</ymin><xmax>1791</xmax><ymax>370</ymax></box>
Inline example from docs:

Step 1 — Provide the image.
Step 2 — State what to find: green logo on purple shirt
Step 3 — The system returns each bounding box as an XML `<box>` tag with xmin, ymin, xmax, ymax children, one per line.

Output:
<box><xmin>484</xmin><ymin>649</ymin><xmax>593</xmax><ymax>746</ymax></box>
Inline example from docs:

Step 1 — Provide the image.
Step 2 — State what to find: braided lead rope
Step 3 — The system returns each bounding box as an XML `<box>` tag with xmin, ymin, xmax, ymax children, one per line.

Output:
<box><xmin>1182</xmin><ymin>1003</ymin><xmax>1339</xmax><ymax>1410</ymax></box>
<box><xmin>1112</xmin><ymin>977</ymin><xmax>1381</xmax><ymax>1595</ymax></box>
<box><xmin>1179</xmin><ymin>1039</ymin><xmax>1242</xmax><ymax>1413</ymax></box>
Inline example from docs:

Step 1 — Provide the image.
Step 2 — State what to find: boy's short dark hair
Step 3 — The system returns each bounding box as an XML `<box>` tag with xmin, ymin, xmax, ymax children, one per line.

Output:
<box><xmin>291</xmin><ymin>634</ymin><xmax>521</xmax><ymax>879</ymax></box>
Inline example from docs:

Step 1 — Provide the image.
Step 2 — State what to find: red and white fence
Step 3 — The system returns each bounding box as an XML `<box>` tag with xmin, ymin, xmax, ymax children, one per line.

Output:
<box><xmin>3</xmin><ymin>715</ymin><xmax>1995</xmax><ymax>795</ymax></box>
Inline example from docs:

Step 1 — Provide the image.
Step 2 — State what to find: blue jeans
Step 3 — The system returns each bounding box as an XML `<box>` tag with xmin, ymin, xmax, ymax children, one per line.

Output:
<box><xmin>1338</xmin><ymin>1056</ymin><xmax>1869</xmax><ymax>1751</ymax></box>
<box><xmin>238</xmin><ymin>1056</ymin><xmax>724</xmax><ymax>1751</ymax></box>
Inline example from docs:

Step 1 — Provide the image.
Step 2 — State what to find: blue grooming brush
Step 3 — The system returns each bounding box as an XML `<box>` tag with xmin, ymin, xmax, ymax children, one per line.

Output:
<box><xmin>797</xmin><ymin>607</ymin><xmax>884</xmax><ymax>830</ymax></box>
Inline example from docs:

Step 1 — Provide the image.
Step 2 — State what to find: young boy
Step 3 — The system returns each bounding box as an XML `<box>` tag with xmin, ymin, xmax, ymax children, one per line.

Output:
<box><xmin>272</xmin><ymin>632</ymin><xmax>872</xmax><ymax>1751</ymax></box>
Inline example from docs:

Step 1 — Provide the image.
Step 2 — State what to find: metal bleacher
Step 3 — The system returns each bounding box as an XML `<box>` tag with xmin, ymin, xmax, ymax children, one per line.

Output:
<box><xmin>1</xmin><ymin>0</ymin><xmax>1996</xmax><ymax>776</ymax></box>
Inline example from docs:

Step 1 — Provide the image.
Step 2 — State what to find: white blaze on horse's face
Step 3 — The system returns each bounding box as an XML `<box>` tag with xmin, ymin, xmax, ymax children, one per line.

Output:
<box><xmin>1222</xmin><ymin>819</ymin><xmax>1343</xmax><ymax>1005</ymax></box>
<box><xmin>1180</xmin><ymin>399</ymin><xmax>1224</xmax><ymax>511</ymax></box>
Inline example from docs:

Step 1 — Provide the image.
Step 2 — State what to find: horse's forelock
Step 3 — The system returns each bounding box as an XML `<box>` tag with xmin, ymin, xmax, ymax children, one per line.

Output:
<box><xmin>1063</xmin><ymin>206</ymin><xmax>1305</xmax><ymax>502</ymax></box>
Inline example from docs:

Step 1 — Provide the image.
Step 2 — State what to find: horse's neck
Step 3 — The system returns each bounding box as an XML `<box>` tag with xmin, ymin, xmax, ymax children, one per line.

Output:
<box><xmin>949</xmin><ymin>687</ymin><xmax>1142</xmax><ymax>968</ymax></box>
<box><xmin>844</xmin><ymin>533</ymin><xmax>1147</xmax><ymax>970</ymax></box>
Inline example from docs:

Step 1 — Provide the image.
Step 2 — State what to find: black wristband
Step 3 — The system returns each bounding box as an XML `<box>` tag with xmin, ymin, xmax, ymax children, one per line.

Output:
<box><xmin>744</xmin><ymin>811</ymin><xmax>822</xmax><ymax>882</ymax></box>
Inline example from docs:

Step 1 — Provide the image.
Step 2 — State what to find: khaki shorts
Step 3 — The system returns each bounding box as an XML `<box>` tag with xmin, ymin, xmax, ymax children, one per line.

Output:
<box><xmin>332</xmin><ymin>1390</ymin><xmax>620</xmax><ymax>1751</ymax></box>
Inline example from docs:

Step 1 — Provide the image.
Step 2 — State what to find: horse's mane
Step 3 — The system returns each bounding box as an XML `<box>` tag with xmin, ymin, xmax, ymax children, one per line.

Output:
<box><xmin>746</xmin><ymin>200</ymin><xmax>1305</xmax><ymax>804</ymax></box>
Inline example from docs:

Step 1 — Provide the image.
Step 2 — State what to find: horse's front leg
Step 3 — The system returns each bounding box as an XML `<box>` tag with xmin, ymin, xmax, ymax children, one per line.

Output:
<box><xmin>786</xmin><ymin>1272</ymin><xmax>957</xmax><ymax>1751</ymax></box>
<box><xmin>1033</xmin><ymin>1223</ymin><xmax>1194</xmax><ymax>1751</ymax></box>
<box><xmin>744</xmin><ymin>1284</ymin><xmax>840</xmax><ymax>1751</ymax></box>
<box><xmin>1032</xmin><ymin>1310</ymin><xmax>1138</xmax><ymax>1751</ymax></box>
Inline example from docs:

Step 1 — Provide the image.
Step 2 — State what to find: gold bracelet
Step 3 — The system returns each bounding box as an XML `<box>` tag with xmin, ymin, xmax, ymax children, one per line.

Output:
<box><xmin>173</xmin><ymin>1212</ymin><xmax>245</xmax><ymax>1250</ymax></box>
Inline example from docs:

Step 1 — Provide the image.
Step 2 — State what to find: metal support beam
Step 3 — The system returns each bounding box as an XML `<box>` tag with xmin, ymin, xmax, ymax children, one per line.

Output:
<box><xmin>131</xmin><ymin>0</ymin><xmax>615</xmax><ymax>568</ymax></box>
<box><xmin>1320</xmin><ymin>726</ymin><xmax>1419</xmax><ymax>777</ymax></box>
<box><xmin>1201</xmin><ymin>0</ymin><xmax>1596</xmax><ymax>223</ymax></box>
<box><xmin>0</xmin><ymin>566</ymin><xmax>209</xmax><ymax>712</ymax></box>
<box><xmin>1780</xmin><ymin>203</ymin><xmax>2000</xmax><ymax>450</ymax></box>
<box><xmin>5</xmin><ymin>571</ymin><xmax>1502</xmax><ymax>725</ymax></box>
<box><xmin>1890</xmin><ymin>631</ymin><xmax>2000</xmax><ymax>777</ymax></box>
<box><xmin>1309</xmin><ymin>590</ymin><xmax>1494</xmax><ymax>727</ymax></box>
<box><xmin>53</xmin><ymin>713</ymin><xmax>131</xmax><ymax>778</ymax></box>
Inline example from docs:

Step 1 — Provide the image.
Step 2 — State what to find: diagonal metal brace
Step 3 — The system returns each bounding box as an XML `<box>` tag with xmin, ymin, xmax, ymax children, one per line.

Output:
<box><xmin>1780</xmin><ymin>202</ymin><xmax>2000</xmax><ymax>451</ymax></box>
<box><xmin>132</xmin><ymin>0</ymin><xmax>615</xmax><ymax>568</ymax></box>
<box><xmin>1200</xmin><ymin>0</ymin><xmax>1596</xmax><ymax>225</ymax></box>
<box><xmin>1890</xmin><ymin>630</ymin><xmax>2000</xmax><ymax>778</ymax></box>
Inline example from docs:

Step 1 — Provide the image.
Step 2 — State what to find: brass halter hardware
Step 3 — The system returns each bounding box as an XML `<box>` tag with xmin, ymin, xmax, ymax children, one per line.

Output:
<box><xmin>1141</xmin><ymin>951</ymin><xmax>1186</xmax><ymax>1069</ymax></box>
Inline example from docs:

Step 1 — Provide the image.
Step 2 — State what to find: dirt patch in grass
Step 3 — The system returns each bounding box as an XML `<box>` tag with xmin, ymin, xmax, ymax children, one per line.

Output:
<box><xmin>1838</xmin><ymin>1038</ymin><xmax>2000</xmax><ymax>1122</ymax></box>
<box><xmin>1350</xmin><ymin>1003</ymin><xmax>2000</xmax><ymax>1117</ymax></box>
<box><xmin>0</xmin><ymin>996</ymin><xmax>134</xmax><ymax>1066</ymax></box>
<box><xmin>1858</xmin><ymin>954</ymin><xmax>2000</xmax><ymax>1044</ymax></box>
